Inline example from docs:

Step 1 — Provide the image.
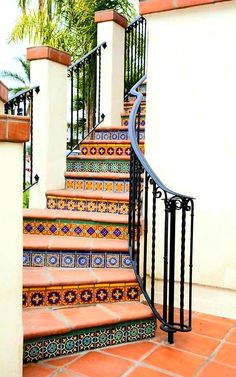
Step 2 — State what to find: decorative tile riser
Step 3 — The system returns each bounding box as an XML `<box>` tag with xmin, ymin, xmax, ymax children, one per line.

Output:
<box><xmin>23</xmin><ymin>250</ymin><xmax>132</xmax><ymax>269</ymax></box>
<box><xmin>123</xmin><ymin>105</ymin><xmax>146</xmax><ymax>114</ymax></box>
<box><xmin>67</xmin><ymin>159</ymin><xmax>130</xmax><ymax>174</ymax></box>
<box><xmin>24</xmin><ymin>318</ymin><xmax>156</xmax><ymax>363</ymax></box>
<box><xmin>23</xmin><ymin>283</ymin><xmax>140</xmax><ymax>308</ymax></box>
<box><xmin>121</xmin><ymin>116</ymin><xmax>145</xmax><ymax>128</ymax></box>
<box><xmin>47</xmin><ymin>197</ymin><xmax>129</xmax><ymax>215</ymax></box>
<box><xmin>80</xmin><ymin>143</ymin><xmax>145</xmax><ymax>157</ymax></box>
<box><xmin>24</xmin><ymin>220</ymin><xmax>128</xmax><ymax>240</ymax></box>
<box><xmin>94</xmin><ymin>130</ymin><xmax>145</xmax><ymax>141</ymax></box>
<box><xmin>65</xmin><ymin>178</ymin><xmax>129</xmax><ymax>193</ymax></box>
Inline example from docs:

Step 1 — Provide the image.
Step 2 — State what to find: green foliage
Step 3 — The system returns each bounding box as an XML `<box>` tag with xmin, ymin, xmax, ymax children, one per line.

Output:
<box><xmin>11</xmin><ymin>0</ymin><xmax>136</xmax><ymax>61</ymax></box>
<box><xmin>23</xmin><ymin>188</ymin><xmax>29</xmax><ymax>208</ymax></box>
<box><xmin>0</xmin><ymin>56</ymin><xmax>30</xmax><ymax>94</ymax></box>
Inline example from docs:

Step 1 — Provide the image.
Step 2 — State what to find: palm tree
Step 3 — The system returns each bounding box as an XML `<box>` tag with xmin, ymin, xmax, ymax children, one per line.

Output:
<box><xmin>0</xmin><ymin>56</ymin><xmax>30</xmax><ymax>95</ymax></box>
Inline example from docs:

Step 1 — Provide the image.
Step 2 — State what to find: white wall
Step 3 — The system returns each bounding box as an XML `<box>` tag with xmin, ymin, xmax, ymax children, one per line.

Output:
<box><xmin>145</xmin><ymin>1</ymin><xmax>236</xmax><ymax>313</ymax></box>
<box><xmin>0</xmin><ymin>143</ymin><xmax>23</xmax><ymax>376</ymax></box>
<box><xmin>97</xmin><ymin>21</ymin><xmax>125</xmax><ymax>127</ymax></box>
<box><xmin>29</xmin><ymin>59</ymin><xmax>67</xmax><ymax>208</ymax></box>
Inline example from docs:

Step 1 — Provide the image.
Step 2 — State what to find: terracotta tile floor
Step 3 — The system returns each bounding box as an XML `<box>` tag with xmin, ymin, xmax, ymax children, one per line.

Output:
<box><xmin>23</xmin><ymin>311</ymin><xmax>236</xmax><ymax>377</ymax></box>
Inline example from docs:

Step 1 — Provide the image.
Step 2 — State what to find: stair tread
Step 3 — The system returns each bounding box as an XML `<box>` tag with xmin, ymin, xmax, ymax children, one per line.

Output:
<box><xmin>23</xmin><ymin>302</ymin><xmax>154</xmax><ymax>340</ymax></box>
<box><xmin>23</xmin><ymin>208</ymin><xmax>128</xmax><ymax>224</ymax></box>
<box><xmin>121</xmin><ymin>112</ymin><xmax>145</xmax><ymax>117</ymax></box>
<box><xmin>64</xmin><ymin>172</ymin><xmax>130</xmax><ymax>179</ymax></box>
<box><xmin>46</xmin><ymin>189</ymin><xmax>129</xmax><ymax>201</ymax></box>
<box><xmin>67</xmin><ymin>155</ymin><xmax>130</xmax><ymax>160</ymax></box>
<box><xmin>23</xmin><ymin>267</ymin><xmax>136</xmax><ymax>287</ymax></box>
<box><xmin>24</xmin><ymin>234</ymin><xmax>128</xmax><ymax>251</ymax></box>
<box><xmin>95</xmin><ymin>125</ymin><xmax>145</xmax><ymax>131</ymax></box>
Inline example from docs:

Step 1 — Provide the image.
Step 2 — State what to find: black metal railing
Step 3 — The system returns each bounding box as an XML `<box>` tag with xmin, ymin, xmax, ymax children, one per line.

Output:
<box><xmin>4</xmin><ymin>86</ymin><xmax>40</xmax><ymax>192</ymax></box>
<box><xmin>128</xmin><ymin>76</ymin><xmax>194</xmax><ymax>344</ymax></box>
<box><xmin>67</xmin><ymin>42</ymin><xmax>106</xmax><ymax>155</ymax></box>
<box><xmin>124</xmin><ymin>16</ymin><xmax>147</xmax><ymax>99</ymax></box>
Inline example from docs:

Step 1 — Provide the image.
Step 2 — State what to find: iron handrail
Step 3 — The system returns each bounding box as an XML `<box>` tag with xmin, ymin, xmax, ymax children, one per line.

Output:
<box><xmin>128</xmin><ymin>75</ymin><xmax>194</xmax><ymax>344</ymax></box>
<box><xmin>128</xmin><ymin>75</ymin><xmax>194</xmax><ymax>199</ymax></box>
<box><xmin>68</xmin><ymin>42</ymin><xmax>107</xmax><ymax>71</ymax></box>
<box><xmin>7</xmin><ymin>86</ymin><xmax>40</xmax><ymax>102</ymax></box>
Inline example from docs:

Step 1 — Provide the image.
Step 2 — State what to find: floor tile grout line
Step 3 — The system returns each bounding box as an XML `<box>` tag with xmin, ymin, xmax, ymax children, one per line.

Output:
<box><xmin>193</xmin><ymin>322</ymin><xmax>236</xmax><ymax>377</ymax></box>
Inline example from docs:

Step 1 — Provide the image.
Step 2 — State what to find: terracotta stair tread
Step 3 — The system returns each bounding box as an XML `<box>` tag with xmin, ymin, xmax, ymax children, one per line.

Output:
<box><xmin>67</xmin><ymin>155</ymin><xmax>130</xmax><ymax>161</ymax></box>
<box><xmin>23</xmin><ymin>208</ymin><xmax>128</xmax><ymax>224</ymax></box>
<box><xmin>95</xmin><ymin>126</ymin><xmax>145</xmax><ymax>131</ymax></box>
<box><xmin>64</xmin><ymin>172</ymin><xmax>130</xmax><ymax>180</ymax></box>
<box><xmin>23</xmin><ymin>302</ymin><xmax>154</xmax><ymax>340</ymax></box>
<box><xmin>23</xmin><ymin>234</ymin><xmax>128</xmax><ymax>251</ymax></box>
<box><xmin>46</xmin><ymin>189</ymin><xmax>129</xmax><ymax>201</ymax></box>
<box><xmin>23</xmin><ymin>267</ymin><xmax>136</xmax><ymax>287</ymax></box>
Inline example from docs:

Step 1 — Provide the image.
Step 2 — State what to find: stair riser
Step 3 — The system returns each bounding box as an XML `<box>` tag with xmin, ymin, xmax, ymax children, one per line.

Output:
<box><xmin>67</xmin><ymin>159</ymin><xmax>130</xmax><ymax>174</ymax></box>
<box><xmin>24</xmin><ymin>318</ymin><xmax>156</xmax><ymax>363</ymax></box>
<box><xmin>79</xmin><ymin>143</ymin><xmax>144</xmax><ymax>158</ymax></box>
<box><xmin>123</xmin><ymin>104</ymin><xmax>146</xmax><ymax>114</ymax></box>
<box><xmin>23</xmin><ymin>251</ymin><xmax>132</xmax><ymax>269</ymax></box>
<box><xmin>65</xmin><ymin>178</ymin><xmax>129</xmax><ymax>193</ymax></box>
<box><xmin>24</xmin><ymin>219</ymin><xmax>128</xmax><ymax>240</ymax></box>
<box><xmin>47</xmin><ymin>196</ymin><xmax>129</xmax><ymax>215</ymax></box>
<box><xmin>23</xmin><ymin>283</ymin><xmax>140</xmax><ymax>309</ymax></box>
<box><xmin>95</xmin><ymin>129</ymin><xmax>145</xmax><ymax>141</ymax></box>
<box><xmin>121</xmin><ymin>115</ymin><xmax>145</xmax><ymax>127</ymax></box>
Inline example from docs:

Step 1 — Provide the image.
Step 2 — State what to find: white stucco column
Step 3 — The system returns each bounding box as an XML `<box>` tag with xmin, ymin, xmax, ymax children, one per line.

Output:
<box><xmin>0</xmin><ymin>114</ymin><xmax>30</xmax><ymax>377</ymax></box>
<box><xmin>0</xmin><ymin>80</ymin><xmax>8</xmax><ymax>113</ymax></box>
<box><xmin>27</xmin><ymin>46</ymin><xmax>71</xmax><ymax>208</ymax></box>
<box><xmin>95</xmin><ymin>10</ymin><xmax>127</xmax><ymax>127</ymax></box>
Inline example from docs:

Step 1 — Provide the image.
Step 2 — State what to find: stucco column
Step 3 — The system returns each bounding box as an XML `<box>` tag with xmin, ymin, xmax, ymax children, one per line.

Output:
<box><xmin>95</xmin><ymin>10</ymin><xmax>127</xmax><ymax>127</ymax></box>
<box><xmin>0</xmin><ymin>80</ymin><xmax>8</xmax><ymax>113</ymax></box>
<box><xmin>27</xmin><ymin>46</ymin><xmax>71</xmax><ymax>208</ymax></box>
<box><xmin>0</xmin><ymin>114</ymin><xmax>30</xmax><ymax>377</ymax></box>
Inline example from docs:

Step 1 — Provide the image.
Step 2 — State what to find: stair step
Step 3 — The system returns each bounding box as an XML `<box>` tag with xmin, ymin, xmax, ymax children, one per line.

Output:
<box><xmin>23</xmin><ymin>302</ymin><xmax>155</xmax><ymax>363</ymax></box>
<box><xmin>95</xmin><ymin>126</ymin><xmax>145</xmax><ymax>141</ymax></box>
<box><xmin>46</xmin><ymin>190</ymin><xmax>129</xmax><ymax>215</ymax></box>
<box><xmin>23</xmin><ymin>209</ymin><xmax>128</xmax><ymax>240</ymax></box>
<box><xmin>67</xmin><ymin>156</ymin><xmax>130</xmax><ymax>174</ymax></box>
<box><xmin>121</xmin><ymin>113</ymin><xmax>146</xmax><ymax>128</ymax></box>
<box><xmin>79</xmin><ymin>140</ymin><xmax>144</xmax><ymax>158</ymax></box>
<box><xmin>65</xmin><ymin>172</ymin><xmax>130</xmax><ymax>193</ymax></box>
<box><xmin>23</xmin><ymin>267</ymin><xmax>140</xmax><ymax>308</ymax></box>
<box><xmin>23</xmin><ymin>234</ymin><xmax>131</xmax><ymax>269</ymax></box>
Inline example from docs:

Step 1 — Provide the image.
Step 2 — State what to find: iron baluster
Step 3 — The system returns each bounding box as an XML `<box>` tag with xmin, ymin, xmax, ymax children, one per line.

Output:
<box><xmin>70</xmin><ymin>70</ymin><xmax>74</xmax><ymax>151</ymax></box>
<box><xmin>151</xmin><ymin>180</ymin><xmax>157</xmax><ymax>306</ymax></box>
<box><xmin>163</xmin><ymin>198</ymin><xmax>169</xmax><ymax>323</ymax></box>
<box><xmin>168</xmin><ymin>199</ymin><xmax>177</xmax><ymax>344</ymax></box>
<box><xmin>180</xmin><ymin>199</ymin><xmax>187</xmax><ymax>329</ymax></box>
<box><xmin>143</xmin><ymin>171</ymin><xmax>149</xmax><ymax>291</ymax></box>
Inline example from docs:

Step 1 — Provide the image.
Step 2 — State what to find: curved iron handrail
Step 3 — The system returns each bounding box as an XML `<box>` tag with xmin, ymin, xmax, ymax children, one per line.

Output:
<box><xmin>128</xmin><ymin>75</ymin><xmax>194</xmax><ymax>344</ymax></box>
<box><xmin>128</xmin><ymin>75</ymin><xmax>194</xmax><ymax>199</ymax></box>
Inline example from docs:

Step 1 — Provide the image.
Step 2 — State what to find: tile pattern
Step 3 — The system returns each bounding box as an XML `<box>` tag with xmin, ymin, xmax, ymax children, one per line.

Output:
<box><xmin>24</xmin><ymin>319</ymin><xmax>156</xmax><ymax>363</ymax></box>
<box><xmin>80</xmin><ymin>143</ymin><xmax>145</xmax><ymax>157</ymax></box>
<box><xmin>123</xmin><ymin>104</ymin><xmax>146</xmax><ymax>114</ymax></box>
<box><xmin>47</xmin><ymin>196</ymin><xmax>129</xmax><ymax>215</ymax></box>
<box><xmin>24</xmin><ymin>220</ymin><xmax>128</xmax><ymax>240</ymax></box>
<box><xmin>23</xmin><ymin>283</ymin><xmax>140</xmax><ymax>308</ymax></box>
<box><xmin>23</xmin><ymin>250</ymin><xmax>132</xmax><ymax>269</ymax></box>
<box><xmin>66</xmin><ymin>159</ymin><xmax>130</xmax><ymax>173</ymax></box>
<box><xmin>95</xmin><ymin>130</ymin><xmax>145</xmax><ymax>141</ymax></box>
<box><xmin>121</xmin><ymin>115</ymin><xmax>145</xmax><ymax>128</ymax></box>
<box><xmin>65</xmin><ymin>178</ymin><xmax>129</xmax><ymax>193</ymax></box>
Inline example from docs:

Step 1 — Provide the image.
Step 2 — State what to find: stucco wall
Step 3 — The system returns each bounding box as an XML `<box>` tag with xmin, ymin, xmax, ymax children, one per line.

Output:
<box><xmin>144</xmin><ymin>1</ymin><xmax>236</xmax><ymax>310</ymax></box>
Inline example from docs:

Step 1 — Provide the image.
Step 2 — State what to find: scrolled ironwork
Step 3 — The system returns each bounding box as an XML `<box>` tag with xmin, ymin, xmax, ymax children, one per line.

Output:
<box><xmin>128</xmin><ymin>75</ymin><xmax>195</xmax><ymax>344</ymax></box>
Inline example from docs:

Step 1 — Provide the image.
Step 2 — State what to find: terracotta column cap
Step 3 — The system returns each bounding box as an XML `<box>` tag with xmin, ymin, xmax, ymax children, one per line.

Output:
<box><xmin>95</xmin><ymin>9</ymin><xmax>128</xmax><ymax>28</ymax></box>
<box><xmin>0</xmin><ymin>114</ymin><xmax>30</xmax><ymax>143</ymax></box>
<box><xmin>140</xmin><ymin>0</ymin><xmax>232</xmax><ymax>15</ymax></box>
<box><xmin>0</xmin><ymin>81</ymin><xmax>8</xmax><ymax>103</ymax></box>
<box><xmin>27</xmin><ymin>46</ymin><xmax>71</xmax><ymax>66</ymax></box>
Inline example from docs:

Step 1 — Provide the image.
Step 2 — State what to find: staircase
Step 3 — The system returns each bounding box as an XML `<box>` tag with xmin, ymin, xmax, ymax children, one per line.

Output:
<box><xmin>22</xmin><ymin>99</ymin><xmax>155</xmax><ymax>364</ymax></box>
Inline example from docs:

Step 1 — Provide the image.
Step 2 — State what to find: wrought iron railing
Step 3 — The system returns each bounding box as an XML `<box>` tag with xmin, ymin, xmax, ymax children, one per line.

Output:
<box><xmin>128</xmin><ymin>76</ymin><xmax>194</xmax><ymax>344</ymax></box>
<box><xmin>67</xmin><ymin>42</ymin><xmax>106</xmax><ymax>155</ymax></box>
<box><xmin>4</xmin><ymin>86</ymin><xmax>40</xmax><ymax>192</ymax></box>
<box><xmin>124</xmin><ymin>16</ymin><xmax>147</xmax><ymax>99</ymax></box>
